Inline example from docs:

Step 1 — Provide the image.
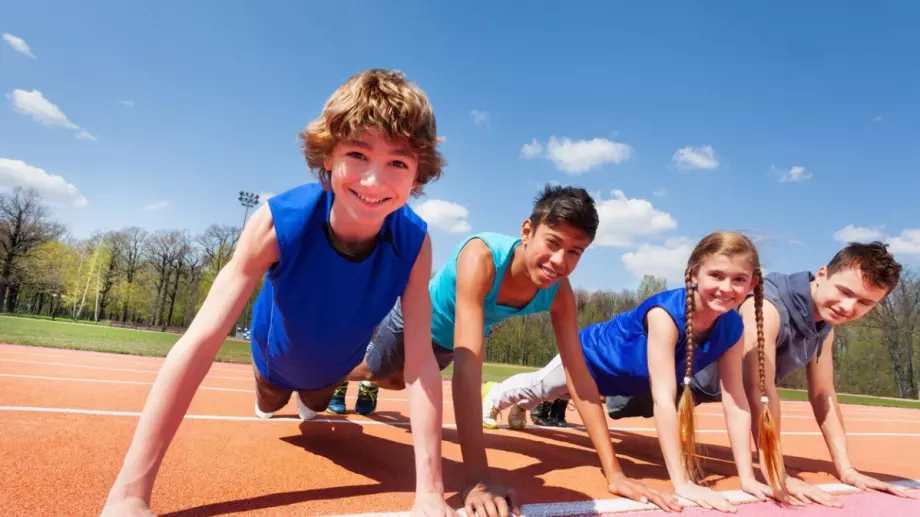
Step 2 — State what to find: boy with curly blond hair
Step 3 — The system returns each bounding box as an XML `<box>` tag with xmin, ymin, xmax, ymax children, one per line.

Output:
<box><xmin>100</xmin><ymin>69</ymin><xmax>455</xmax><ymax>517</ymax></box>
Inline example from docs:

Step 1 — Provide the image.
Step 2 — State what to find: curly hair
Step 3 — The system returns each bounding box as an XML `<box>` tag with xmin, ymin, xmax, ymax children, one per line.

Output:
<box><xmin>299</xmin><ymin>69</ymin><xmax>445</xmax><ymax>196</ymax></box>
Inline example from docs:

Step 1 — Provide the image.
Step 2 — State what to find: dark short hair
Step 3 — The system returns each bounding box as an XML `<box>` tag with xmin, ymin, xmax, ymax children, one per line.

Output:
<box><xmin>827</xmin><ymin>241</ymin><xmax>902</xmax><ymax>294</ymax></box>
<box><xmin>528</xmin><ymin>184</ymin><xmax>598</xmax><ymax>240</ymax></box>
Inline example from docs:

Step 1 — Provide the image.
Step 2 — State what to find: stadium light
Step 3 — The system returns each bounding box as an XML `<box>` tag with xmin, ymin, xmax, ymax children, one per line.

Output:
<box><xmin>238</xmin><ymin>191</ymin><xmax>260</xmax><ymax>230</ymax></box>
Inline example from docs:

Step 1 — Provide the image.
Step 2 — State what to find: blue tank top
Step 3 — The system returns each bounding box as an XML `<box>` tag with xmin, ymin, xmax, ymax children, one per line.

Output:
<box><xmin>430</xmin><ymin>232</ymin><xmax>560</xmax><ymax>350</ymax></box>
<box><xmin>249</xmin><ymin>183</ymin><xmax>427</xmax><ymax>391</ymax></box>
<box><xmin>580</xmin><ymin>288</ymin><xmax>744</xmax><ymax>397</ymax></box>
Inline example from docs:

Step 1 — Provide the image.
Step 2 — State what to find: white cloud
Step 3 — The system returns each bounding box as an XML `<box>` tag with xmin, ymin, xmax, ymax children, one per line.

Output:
<box><xmin>118</xmin><ymin>100</ymin><xmax>136</xmax><ymax>107</ymax></box>
<box><xmin>622</xmin><ymin>237</ymin><xmax>694</xmax><ymax>285</ymax></box>
<box><xmin>520</xmin><ymin>139</ymin><xmax>544</xmax><ymax>159</ymax></box>
<box><xmin>886</xmin><ymin>229</ymin><xmax>920</xmax><ymax>256</ymax></box>
<box><xmin>0</xmin><ymin>158</ymin><xmax>88</xmax><ymax>207</ymax></box>
<box><xmin>7</xmin><ymin>89</ymin><xmax>96</xmax><ymax>141</ymax></box>
<box><xmin>594</xmin><ymin>190</ymin><xmax>677</xmax><ymax>247</ymax></box>
<box><xmin>652</xmin><ymin>188</ymin><xmax>668</xmax><ymax>198</ymax></box>
<box><xmin>143</xmin><ymin>200</ymin><xmax>169</xmax><ymax>211</ymax></box>
<box><xmin>520</xmin><ymin>136</ymin><xmax>632</xmax><ymax>173</ymax></box>
<box><xmin>834</xmin><ymin>224</ymin><xmax>885</xmax><ymax>244</ymax></box>
<box><xmin>776</xmin><ymin>165</ymin><xmax>812</xmax><ymax>183</ymax></box>
<box><xmin>469</xmin><ymin>109</ymin><xmax>489</xmax><ymax>126</ymax></box>
<box><xmin>258</xmin><ymin>192</ymin><xmax>274</xmax><ymax>204</ymax></box>
<box><xmin>532</xmin><ymin>136</ymin><xmax>633</xmax><ymax>174</ymax></box>
<box><xmin>673</xmin><ymin>145</ymin><xmax>719</xmax><ymax>170</ymax></box>
<box><xmin>2</xmin><ymin>33</ymin><xmax>36</xmax><ymax>58</ymax></box>
<box><xmin>76</xmin><ymin>130</ymin><xmax>97</xmax><ymax>141</ymax></box>
<box><xmin>413</xmin><ymin>199</ymin><xmax>471</xmax><ymax>233</ymax></box>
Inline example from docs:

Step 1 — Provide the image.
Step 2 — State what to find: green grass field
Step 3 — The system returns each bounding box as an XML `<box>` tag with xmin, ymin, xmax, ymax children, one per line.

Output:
<box><xmin>2</xmin><ymin>315</ymin><xmax>919</xmax><ymax>409</ymax></box>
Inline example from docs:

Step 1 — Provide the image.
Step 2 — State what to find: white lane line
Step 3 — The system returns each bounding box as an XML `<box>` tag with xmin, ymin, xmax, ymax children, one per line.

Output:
<box><xmin>4</xmin><ymin>371</ymin><xmax>914</xmax><ymax>419</ymax></box>
<box><xmin>0</xmin><ymin>359</ymin><xmax>251</xmax><ymax>380</ymax></box>
<box><xmin>324</xmin><ymin>479</ymin><xmax>920</xmax><ymax>517</ymax></box>
<box><xmin>693</xmin><ymin>411</ymin><xmax>920</xmax><ymax>424</ymax></box>
<box><xmin>0</xmin><ymin>373</ymin><xmax>451</xmax><ymax>404</ymax></box>
<box><xmin>0</xmin><ymin>349</ymin><xmax>246</xmax><ymax>372</ymax></box>
<box><xmin>0</xmin><ymin>373</ymin><xmax>253</xmax><ymax>393</ymax></box>
<box><xmin>3</xmin><ymin>406</ymin><xmax>920</xmax><ymax>437</ymax></box>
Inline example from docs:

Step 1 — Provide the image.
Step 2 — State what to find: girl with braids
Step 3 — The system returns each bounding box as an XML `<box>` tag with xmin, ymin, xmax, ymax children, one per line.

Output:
<box><xmin>482</xmin><ymin>231</ymin><xmax>780</xmax><ymax>512</ymax></box>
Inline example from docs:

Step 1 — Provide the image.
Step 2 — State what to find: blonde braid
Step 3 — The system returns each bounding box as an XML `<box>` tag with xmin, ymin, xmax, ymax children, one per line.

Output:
<box><xmin>755</xmin><ymin>270</ymin><xmax>788</xmax><ymax>500</ymax></box>
<box><xmin>678</xmin><ymin>268</ymin><xmax>701</xmax><ymax>483</ymax></box>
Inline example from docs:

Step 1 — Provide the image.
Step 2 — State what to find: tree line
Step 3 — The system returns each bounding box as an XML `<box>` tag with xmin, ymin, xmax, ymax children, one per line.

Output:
<box><xmin>2</xmin><ymin>186</ymin><xmax>918</xmax><ymax>399</ymax></box>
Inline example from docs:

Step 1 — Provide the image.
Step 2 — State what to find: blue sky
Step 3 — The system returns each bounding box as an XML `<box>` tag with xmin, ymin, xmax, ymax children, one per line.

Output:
<box><xmin>1</xmin><ymin>1</ymin><xmax>918</xmax><ymax>292</ymax></box>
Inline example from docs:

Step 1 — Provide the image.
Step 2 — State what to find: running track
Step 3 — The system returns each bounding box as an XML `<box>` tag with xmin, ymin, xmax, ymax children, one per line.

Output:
<box><xmin>1</xmin><ymin>343</ymin><xmax>918</xmax><ymax>516</ymax></box>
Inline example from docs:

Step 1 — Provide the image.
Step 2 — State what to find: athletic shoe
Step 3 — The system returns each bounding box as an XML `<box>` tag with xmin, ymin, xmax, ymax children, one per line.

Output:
<box><xmin>481</xmin><ymin>381</ymin><xmax>501</xmax><ymax>429</ymax></box>
<box><xmin>507</xmin><ymin>404</ymin><xmax>527</xmax><ymax>430</ymax></box>
<box><xmin>530</xmin><ymin>401</ymin><xmax>556</xmax><ymax>426</ymax></box>
<box><xmin>327</xmin><ymin>381</ymin><xmax>348</xmax><ymax>414</ymax></box>
<box><xmin>355</xmin><ymin>381</ymin><xmax>379</xmax><ymax>415</ymax></box>
<box><xmin>551</xmin><ymin>399</ymin><xmax>570</xmax><ymax>427</ymax></box>
<box><xmin>296</xmin><ymin>395</ymin><xmax>316</xmax><ymax>421</ymax></box>
<box><xmin>254</xmin><ymin>400</ymin><xmax>274</xmax><ymax>419</ymax></box>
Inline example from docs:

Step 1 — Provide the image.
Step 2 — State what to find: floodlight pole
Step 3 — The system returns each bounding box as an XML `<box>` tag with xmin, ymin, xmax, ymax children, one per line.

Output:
<box><xmin>237</xmin><ymin>191</ymin><xmax>260</xmax><ymax>237</ymax></box>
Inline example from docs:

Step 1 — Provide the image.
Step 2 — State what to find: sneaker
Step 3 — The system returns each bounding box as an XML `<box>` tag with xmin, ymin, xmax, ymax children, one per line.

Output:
<box><xmin>530</xmin><ymin>401</ymin><xmax>555</xmax><ymax>427</ymax></box>
<box><xmin>551</xmin><ymin>399</ymin><xmax>570</xmax><ymax>427</ymax></box>
<box><xmin>254</xmin><ymin>400</ymin><xmax>274</xmax><ymax>419</ymax></box>
<box><xmin>296</xmin><ymin>395</ymin><xmax>316</xmax><ymax>421</ymax></box>
<box><xmin>327</xmin><ymin>382</ymin><xmax>348</xmax><ymax>414</ymax></box>
<box><xmin>507</xmin><ymin>404</ymin><xmax>527</xmax><ymax>430</ymax></box>
<box><xmin>355</xmin><ymin>381</ymin><xmax>379</xmax><ymax>415</ymax></box>
<box><xmin>481</xmin><ymin>381</ymin><xmax>501</xmax><ymax>429</ymax></box>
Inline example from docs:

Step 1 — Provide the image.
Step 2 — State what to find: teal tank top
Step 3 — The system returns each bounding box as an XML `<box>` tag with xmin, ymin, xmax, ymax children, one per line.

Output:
<box><xmin>430</xmin><ymin>232</ymin><xmax>560</xmax><ymax>350</ymax></box>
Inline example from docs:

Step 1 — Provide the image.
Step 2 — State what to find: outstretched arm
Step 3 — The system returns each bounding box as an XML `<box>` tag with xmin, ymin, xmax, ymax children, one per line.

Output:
<box><xmin>101</xmin><ymin>204</ymin><xmax>279</xmax><ymax>516</ymax></box>
<box><xmin>739</xmin><ymin>299</ymin><xmax>838</xmax><ymax>508</ymax></box>
<box><xmin>452</xmin><ymin>239</ymin><xmax>520</xmax><ymax>517</ymax></box>
<box><xmin>807</xmin><ymin>330</ymin><xmax>913</xmax><ymax>498</ymax></box>
<box><xmin>552</xmin><ymin>283</ymin><xmax>680</xmax><ymax>512</ymax></box>
<box><xmin>716</xmin><ymin>338</ymin><xmax>774</xmax><ymax>501</ymax></box>
<box><xmin>646</xmin><ymin>308</ymin><xmax>734</xmax><ymax>512</ymax></box>
<box><xmin>401</xmin><ymin>233</ymin><xmax>456</xmax><ymax>516</ymax></box>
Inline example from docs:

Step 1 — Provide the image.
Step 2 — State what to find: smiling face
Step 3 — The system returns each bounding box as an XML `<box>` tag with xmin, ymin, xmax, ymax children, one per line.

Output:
<box><xmin>519</xmin><ymin>220</ymin><xmax>591</xmax><ymax>288</ymax></box>
<box><xmin>323</xmin><ymin>130</ymin><xmax>419</xmax><ymax>226</ymax></box>
<box><xmin>812</xmin><ymin>266</ymin><xmax>889</xmax><ymax>324</ymax></box>
<box><xmin>691</xmin><ymin>253</ymin><xmax>757</xmax><ymax>315</ymax></box>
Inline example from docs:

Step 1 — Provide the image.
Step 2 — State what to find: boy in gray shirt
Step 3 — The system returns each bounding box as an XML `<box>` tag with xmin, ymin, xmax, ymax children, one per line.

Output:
<box><xmin>737</xmin><ymin>242</ymin><xmax>912</xmax><ymax>506</ymax></box>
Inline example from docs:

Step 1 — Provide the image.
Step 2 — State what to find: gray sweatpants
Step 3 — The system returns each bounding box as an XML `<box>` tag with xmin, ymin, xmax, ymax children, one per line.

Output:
<box><xmin>485</xmin><ymin>354</ymin><xmax>570</xmax><ymax>411</ymax></box>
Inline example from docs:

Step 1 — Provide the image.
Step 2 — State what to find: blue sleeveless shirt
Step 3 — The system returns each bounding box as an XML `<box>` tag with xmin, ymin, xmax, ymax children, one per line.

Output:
<box><xmin>580</xmin><ymin>288</ymin><xmax>744</xmax><ymax>397</ymax></box>
<box><xmin>429</xmin><ymin>232</ymin><xmax>560</xmax><ymax>350</ymax></box>
<box><xmin>249</xmin><ymin>183</ymin><xmax>427</xmax><ymax>391</ymax></box>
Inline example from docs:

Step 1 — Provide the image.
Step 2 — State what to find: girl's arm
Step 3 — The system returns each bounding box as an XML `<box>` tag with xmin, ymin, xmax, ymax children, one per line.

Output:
<box><xmin>646</xmin><ymin>308</ymin><xmax>735</xmax><ymax>513</ymax></box>
<box><xmin>717</xmin><ymin>338</ymin><xmax>774</xmax><ymax>501</ymax></box>
<box><xmin>551</xmin><ymin>283</ymin><xmax>680</xmax><ymax>513</ymax></box>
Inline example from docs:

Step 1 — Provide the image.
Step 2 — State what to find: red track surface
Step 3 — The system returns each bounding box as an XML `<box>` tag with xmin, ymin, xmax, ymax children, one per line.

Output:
<box><xmin>2</xmin><ymin>344</ymin><xmax>919</xmax><ymax>516</ymax></box>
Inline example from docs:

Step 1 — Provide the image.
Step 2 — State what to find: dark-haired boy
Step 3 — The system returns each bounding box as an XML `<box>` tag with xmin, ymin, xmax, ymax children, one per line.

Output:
<box><xmin>738</xmin><ymin>241</ymin><xmax>914</xmax><ymax>506</ymax></box>
<box><xmin>344</xmin><ymin>185</ymin><xmax>676</xmax><ymax>517</ymax></box>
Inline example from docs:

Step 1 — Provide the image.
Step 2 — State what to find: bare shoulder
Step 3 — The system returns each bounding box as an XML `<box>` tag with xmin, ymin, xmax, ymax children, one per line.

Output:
<box><xmin>231</xmin><ymin>203</ymin><xmax>280</xmax><ymax>274</ymax></box>
<box><xmin>739</xmin><ymin>296</ymin><xmax>780</xmax><ymax>327</ymax></box>
<box><xmin>550</xmin><ymin>277</ymin><xmax>575</xmax><ymax>312</ymax></box>
<box><xmin>645</xmin><ymin>306</ymin><xmax>679</xmax><ymax>337</ymax></box>
<box><xmin>455</xmin><ymin>238</ymin><xmax>494</xmax><ymax>296</ymax></box>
